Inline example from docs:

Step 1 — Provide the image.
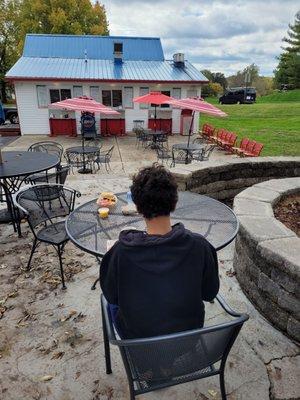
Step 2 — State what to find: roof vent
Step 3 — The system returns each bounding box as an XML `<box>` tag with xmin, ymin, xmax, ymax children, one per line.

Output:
<box><xmin>173</xmin><ymin>53</ymin><xmax>185</xmax><ymax>68</ymax></box>
<box><xmin>114</xmin><ymin>42</ymin><xmax>123</xmax><ymax>64</ymax></box>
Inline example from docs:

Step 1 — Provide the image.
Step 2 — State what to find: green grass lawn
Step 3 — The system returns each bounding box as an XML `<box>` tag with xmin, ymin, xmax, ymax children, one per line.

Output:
<box><xmin>201</xmin><ymin>90</ymin><xmax>300</xmax><ymax>156</ymax></box>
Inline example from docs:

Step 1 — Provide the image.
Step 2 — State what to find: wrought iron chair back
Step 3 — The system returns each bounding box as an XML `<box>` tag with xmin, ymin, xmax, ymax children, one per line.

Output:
<box><xmin>28</xmin><ymin>141</ymin><xmax>64</xmax><ymax>164</ymax></box>
<box><xmin>14</xmin><ymin>184</ymin><xmax>80</xmax><ymax>289</ymax></box>
<box><xmin>171</xmin><ymin>148</ymin><xmax>192</xmax><ymax>166</ymax></box>
<box><xmin>101</xmin><ymin>294</ymin><xmax>248</xmax><ymax>400</ymax></box>
<box><xmin>156</xmin><ymin>147</ymin><xmax>172</xmax><ymax>165</ymax></box>
<box><xmin>202</xmin><ymin>144</ymin><xmax>216</xmax><ymax>160</ymax></box>
<box><xmin>15</xmin><ymin>184</ymin><xmax>77</xmax><ymax>232</ymax></box>
<box><xmin>26</xmin><ymin>166</ymin><xmax>70</xmax><ymax>185</ymax></box>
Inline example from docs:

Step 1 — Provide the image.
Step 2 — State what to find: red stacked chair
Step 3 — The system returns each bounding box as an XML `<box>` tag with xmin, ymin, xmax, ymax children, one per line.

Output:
<box><xmin>243</xmin><ymin>142</ymin><xmax>264</xmax><ymax>157</ymax></box>
<box><xmin>237</xmin><ymin>140</ymin><xmax>256</xmax><ymax>156</ymax></box>
<box><xmin>232</xmin><ymin>138</ymin><xmax>250</xmax><ymax>154</ymax></box>
<box><xmin>219</xmin><ymin>132</ymin><xmax>237</xmax><ymax>151</ymax></box>
<box><xmin>211</xmin><ymin>128</ymin><xmax>225</xmax><ymax>144</ymax></box>
<box><xmin>201</xmin><ymin>123</ymin><xmax>215</xmax><ymax>140</ymax></box>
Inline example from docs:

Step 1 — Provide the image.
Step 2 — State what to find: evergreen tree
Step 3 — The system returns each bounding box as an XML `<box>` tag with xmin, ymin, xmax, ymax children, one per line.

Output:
<box><xmin>274</xmin><ymin>11</ymin><xmax>300</xmax><ymax>88</ymax></box>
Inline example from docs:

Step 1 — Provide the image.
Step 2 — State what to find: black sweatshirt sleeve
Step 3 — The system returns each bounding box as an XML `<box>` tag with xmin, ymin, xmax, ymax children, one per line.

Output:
<box><xmin>100</xmin><ymin>245</ymin><xmax>119</xmax><ymax>305</ymax></box>
<box><xmin>202</xmin><ymin>243</ymin><xmax>220</xmax><ymax>301</ymax></box>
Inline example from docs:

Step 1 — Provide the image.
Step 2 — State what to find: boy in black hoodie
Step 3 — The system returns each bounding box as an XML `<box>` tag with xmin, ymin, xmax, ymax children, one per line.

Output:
<box><xmin>100</xmin><ymin>164</ymin><xmax>219</xmax><ymax>339</ymax></box>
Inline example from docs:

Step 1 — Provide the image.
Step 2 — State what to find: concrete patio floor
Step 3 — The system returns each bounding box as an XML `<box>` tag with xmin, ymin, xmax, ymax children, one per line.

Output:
<box><xmin>0</xmin><ymin>135</ymin><xmax>299</xmax><ymax>400</ymax></box>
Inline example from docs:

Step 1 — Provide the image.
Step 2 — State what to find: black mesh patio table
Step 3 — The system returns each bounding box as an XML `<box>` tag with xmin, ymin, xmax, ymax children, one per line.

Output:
<box><xmin>65</xmin><ymin>146</ymin><xmax>99</xmax><ymax>174</ymax></box>
<box><xmin>66</xmin><ymin>191</ymin><xmax>238</xmax><ymax>258</ymax></box>
<box><xmin>0</xmin><ymin>151</ymin><xmax>60</xmax><ymax>223</ymax></box>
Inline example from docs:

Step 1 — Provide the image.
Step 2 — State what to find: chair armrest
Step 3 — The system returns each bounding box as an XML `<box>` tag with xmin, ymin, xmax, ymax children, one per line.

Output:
<box><xmin>216</xmin><ymin>294</ymin><xmax>247</xmax><ymax>318</ymax></box>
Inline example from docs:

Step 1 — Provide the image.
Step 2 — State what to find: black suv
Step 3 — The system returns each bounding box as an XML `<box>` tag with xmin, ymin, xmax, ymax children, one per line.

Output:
<box><xmin>219</xmin><ymin>87</ymin><xmax>256</xmax><ymax>104</ymax></box>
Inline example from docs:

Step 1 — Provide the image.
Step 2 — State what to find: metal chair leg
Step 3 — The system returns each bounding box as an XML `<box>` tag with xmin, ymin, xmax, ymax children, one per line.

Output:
<box><xmin>220</xmin><ymin>370</ymin><xmax>227</xmax><ymax>400</ymax></box>
<box><xmin>57</xmin><ymin>245</ymin><xmax>67</xmax><ymax>290</ymax></box>
<box><xmin>101</xmin><ymin>304</ymin><xmax>112</xmax><ymax>374</ymax></box>
<box><xmin>27</xmin><ymin>238</ymin><xmax>38</xmax><ymax>270</ymax></box>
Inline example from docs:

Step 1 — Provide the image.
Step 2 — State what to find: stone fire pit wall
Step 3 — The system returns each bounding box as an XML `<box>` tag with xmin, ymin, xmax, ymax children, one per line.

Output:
<box><xmin>233</xmin><ymin>178</ymin><xmax>300</xmax><ymax>342</ymax></box>
<box><xmin>171</xmin><ymin>157</ymin><xmax>300</xmax><ymax>201</ymax></box>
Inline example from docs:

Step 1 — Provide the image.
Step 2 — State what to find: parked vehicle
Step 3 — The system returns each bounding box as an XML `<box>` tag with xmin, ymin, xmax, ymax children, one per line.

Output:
<box><xmin>0</xmin><ymin>102</ymin><xmax>19</xmax><ymax>124</ymax></box>
<box><xmin>219</xmin><ymin>87</ymin><xmax>256</xmax><ymax>104</ymax></box>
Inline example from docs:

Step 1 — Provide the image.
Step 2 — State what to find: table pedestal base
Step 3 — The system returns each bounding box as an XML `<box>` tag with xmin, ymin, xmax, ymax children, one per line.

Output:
<box><xmin>78</xmin><ymin>167</ymin><xmax>93</xmax><ymax>174</ymax></box>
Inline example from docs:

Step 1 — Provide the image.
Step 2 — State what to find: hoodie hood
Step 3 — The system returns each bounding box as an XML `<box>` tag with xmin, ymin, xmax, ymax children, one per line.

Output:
<box><xmin>118</xmin><ymin>223</ymin><xmax>194</xmax><ymax>274</ymax></box>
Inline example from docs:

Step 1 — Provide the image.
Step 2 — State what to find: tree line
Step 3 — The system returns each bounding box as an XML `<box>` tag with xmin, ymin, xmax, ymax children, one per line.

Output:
<box><xmin>0</xmin><ymin>0</ymin><xmax>109</xmax><ymax>102</ymax></box>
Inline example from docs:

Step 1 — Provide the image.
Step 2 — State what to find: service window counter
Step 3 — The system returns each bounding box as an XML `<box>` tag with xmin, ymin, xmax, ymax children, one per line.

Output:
<box><xmin>100</xmin><ymin>111</ymin><xmax>125</xmax><ymax>136</ymax></box>
<box><xmin>148</xmin><ymin>109</ymin><xmax>172</xmax><ymax>133</ymax></box>
<box><xmin>49</xmin><ymin>110</ymin><xmax>77</xmax><ymax>137</ymax></box>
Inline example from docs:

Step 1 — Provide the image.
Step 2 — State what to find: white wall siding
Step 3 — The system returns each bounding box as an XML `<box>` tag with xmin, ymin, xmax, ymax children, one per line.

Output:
<box><xmin>15</xmin><ymin>82</ymin><xmax>50</xmax><ymax>135</ymax></box>
<box><xmin>14</xmin><ymin>81</ymin><xmax>203</xmax><ymax>135</ymax></box>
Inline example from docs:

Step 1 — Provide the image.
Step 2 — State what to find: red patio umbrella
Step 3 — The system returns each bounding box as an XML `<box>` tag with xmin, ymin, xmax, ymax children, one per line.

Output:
<box><xmin>164</xmin><ymin>97</ymin><xmax>227</xmax><ymax>146</ymax></box>
<box><xmin>49</xmin><ymin>95</ymin><xmax>120</xmax><ymax>115</ymax></box>
<box><xmin>49</xmin><ymin>96</ymin><xmax>120</xmax><ymax>174</ymax></box>
<box><xmin>133</xmin><ymin>91</ymin><xmax>173</xmax><ymax>131</ymax></box>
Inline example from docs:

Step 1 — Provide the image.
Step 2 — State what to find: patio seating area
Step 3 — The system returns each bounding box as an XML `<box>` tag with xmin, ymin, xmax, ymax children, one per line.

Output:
<box><xmin>0</xmin><ymin>134</ymin><xmax>299</xmax><ymax>400</ymax></box>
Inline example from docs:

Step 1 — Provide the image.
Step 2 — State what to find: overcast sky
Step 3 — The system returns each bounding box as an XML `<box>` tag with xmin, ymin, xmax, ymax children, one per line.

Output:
<box><xmin>101</xmin><ymin>0</ymin><xmax>299</xmax><ymax>77</ymax></box>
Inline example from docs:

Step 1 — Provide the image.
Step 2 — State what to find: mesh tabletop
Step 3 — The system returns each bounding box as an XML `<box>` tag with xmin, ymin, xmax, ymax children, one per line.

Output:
<box><xmin>173</xmin><ymin>144</ymin><xmax>204</xmax><ymax>151</ymax></box>
<box><xmin>66</xmin><ymin>192</ymin><xmax>238</xmax><ymax>257</ymax></box>
<box><xmin>0</xmin><ymin>151</ymin><xmax>59</xmax><ymax>179</ymax></box>
<box><xmin>65</xmin><ymin>146</ymin><xmax>99</xmax><ymax>155</ymax></box>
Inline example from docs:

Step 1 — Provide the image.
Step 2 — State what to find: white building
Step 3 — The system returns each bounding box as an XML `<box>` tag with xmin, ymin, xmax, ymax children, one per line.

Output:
<box><xmin>6</xmin><ymin>34</ymin><xmax>209</xmax><ymax>136</ymax></box>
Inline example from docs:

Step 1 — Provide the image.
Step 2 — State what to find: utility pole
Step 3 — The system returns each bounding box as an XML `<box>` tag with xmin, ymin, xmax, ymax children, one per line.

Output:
<box><xmin>244</xmin><ymin>71</ymin><xmax>250</xmax><ymax>102</ymax></box>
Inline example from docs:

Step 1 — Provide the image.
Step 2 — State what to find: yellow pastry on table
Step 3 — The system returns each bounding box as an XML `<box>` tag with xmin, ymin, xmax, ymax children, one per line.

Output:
<box><xmin>98</xmin><ymin>207</ymin><xmax>109</xmax><ymax>219</ymax></box>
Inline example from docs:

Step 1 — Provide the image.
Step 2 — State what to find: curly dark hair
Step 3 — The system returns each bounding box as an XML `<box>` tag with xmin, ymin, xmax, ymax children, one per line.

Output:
<box><xmin>130</xmin><ymin>164</ymin><xmax>178</xmax><ymax>219</ymax></box>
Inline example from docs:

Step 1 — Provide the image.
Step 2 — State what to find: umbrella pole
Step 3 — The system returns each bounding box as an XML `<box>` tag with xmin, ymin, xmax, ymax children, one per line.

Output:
<box><xmin>187</xmin><ymin>111</ymin><xmax>195</xmax><ymax>147</ymax></box>
<box><xmin>78</xmin><ymin>117</ymin><xmax>92</xmax><ymax>174</ymax></box>
<box><xmin>186</xmin><ymin>111</ymin><xmax>195</xmax><ymax>164</ymax></box>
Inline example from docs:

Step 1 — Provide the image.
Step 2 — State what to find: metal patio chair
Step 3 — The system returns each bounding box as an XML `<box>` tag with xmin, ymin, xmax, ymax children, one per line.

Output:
<box><xmin>93</xmin><ymin>146</ymin><xmax>114</xmax><ymax>172</ymax></box>
<box><xmin>14</xmin><ymin>184</ymin><xmax>80</xmax><ymax>289</ymax></box>
<box><xmin>156</xmin><ymin>146</ymin><xmax>172</xmax><ymax>166</ymax></box>
<box><xmin>156</xmin><ymin>133</ymin><xmax>169</xmax><ymax>148</ymax></box>
<box><xmin>0</xmin><ymin>181</ymin><xmax>23</xmax><ymax>236</ymax></box>
<box><xmin>191</xmin><ymin>144</ymin><xmax>216</xmax><ymax>162</ymax></box>
<box><xmin>26</xmin><ymin>165</ymin><xmax>70</xmax><ymax>185</ymax></box>
<box><xmin>101</xmin><ymin>294</ymin><xmax>248</xmax><ymax>400</ymax></box>
<box><xmin>171</xmin><ymin>147</ymin><xmax>192</xmax><ymax>167</ymax></box>
<box><xmin>28</xmin><ymin>141</ymin><xmax>64</xmax><ymax>164</ymax></box>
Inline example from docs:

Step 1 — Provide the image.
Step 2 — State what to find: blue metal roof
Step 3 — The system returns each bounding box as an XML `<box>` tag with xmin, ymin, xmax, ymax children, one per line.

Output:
<box><xmin>6</xmin><ymin>57</ymin><xmax>208</xmax><ymax>82</ymax></box>
<box><xmin>23</xmin><ymin>34</ymin><xmax>164</xmax><ymax>61</ymax></box>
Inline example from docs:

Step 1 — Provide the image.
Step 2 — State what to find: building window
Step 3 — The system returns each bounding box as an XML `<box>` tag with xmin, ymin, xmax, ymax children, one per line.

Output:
<box><xmin>172</xmin><ymin>88</ymin><xmax>181</xmax><ymax>99</ymax></box>
<box><xmin>49</xmin><ymin>88</ymin><xmax>71</xmax><ymax>103</ymax></box>
<box><xmin>102</xmin><ymin>90</ymin><xmax>112</xmax><ymax>106</ymax></box>
<box><xmin>36</xmin><ymin>85</ymin><xmax>48</xmax><ymax>108</ymax></box>
<box><xmin>114</xmin><ymin>42</ymin><xmax>123</xmax><ymax>53</ymax></box>
<box><xmin>160</xmin><ymin>90</ymin><xmax>170</xmax><ymax>108</ymax></box>
<box><xmin>112</xmin><ymin>90</ymin><xmax>122</xmax><ymax>107</ymax></box>
<box><xmin>187</xmin><ymin>89</ymin><xmax>197</xmax><ymax>98</ymax></box>
<box><xmin>139</xmin><ymin>87</ymin><xmax>149</xmax><ymax>109</ymax></box>
<box><xmin>90</xmin><ymin>86</ymin><xmax>100</xmax><ymax>102</ymax></box>
<box><xmin>123</xmin><ymin>87</ymin><xmax>133</xmax><ymax>108</ymax></box>
<box><xmin>73</xmin><ymin>86</ymin><xmax>83</xmax><ymax>97</ymax></box>
<box><xmin>102</xmin><ymin>90</ymin><xmax>122</xmax><ymax>108</ymax></box>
